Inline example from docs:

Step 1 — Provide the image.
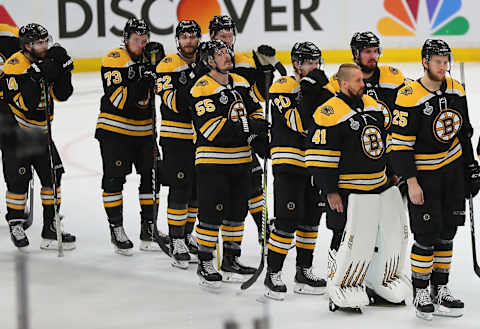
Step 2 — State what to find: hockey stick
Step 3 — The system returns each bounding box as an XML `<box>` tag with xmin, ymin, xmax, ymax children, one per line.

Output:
<box><xmin>148</xmin><ymin>51</ymin><xmax>171</xmax><ymax>256</ymax></box>
<box><xmin>460</xmin><ymin>62</ymin><xmax>480</xmax><ymax>277</ymax></box>
<box><xmin>23</xmin><ymin>174</ymin><xmax>34</xmax><ymax>230</ymax></box>
<box><xmin>241</xmin><ymin>70</ymin><xmax>274</xmax><ymax>290</ymax></box>
<box><xmin>468</xmin><ymin>196</ymin><xmax>480</xmax><ymax>277</ymax></box>
<box><xmin>43</xmin><ymin>80</ymin><xmax>63</xmax><ymax>257</ymax></box>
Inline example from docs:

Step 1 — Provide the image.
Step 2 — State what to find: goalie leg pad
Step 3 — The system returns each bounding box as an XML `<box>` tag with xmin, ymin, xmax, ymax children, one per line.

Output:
<box><xmin>327</xmin><ymin>193</ymin><xmax>380</xmax><ymax>308</ymax></box>
<box><xmin>366</xmin><ymin>186</ymin><xmax>411</xmax><ymax>303</ymax></box>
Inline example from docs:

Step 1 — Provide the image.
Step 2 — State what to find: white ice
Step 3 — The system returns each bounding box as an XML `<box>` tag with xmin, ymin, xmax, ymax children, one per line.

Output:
<box><xmin>1</xmin><ymin>63</ymin><xmax>479</xmax><ymax>329</ymax></box>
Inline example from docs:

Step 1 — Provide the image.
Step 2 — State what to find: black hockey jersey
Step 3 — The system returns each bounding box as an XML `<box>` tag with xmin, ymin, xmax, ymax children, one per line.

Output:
<box><xmin>389</xmin><ymin>77</ymin><xmax>473</xmax><ymax>178</ymax></box>
<box><xmin>155</xmin><ymin>53</ymin><xmax>196</xmax><ymax>142</ymax></box>
<box><xmin>269</xmin><ymin>75</ymin><xmax>308</xmax><ymax>176</ymax></box>
<box><xmin>232</xmin><ymin>52</ymin><xmax>267</xmax><ymax>102</ymax></box>
<box><xmin>326</xmin><ymin>65</ymin><xmax>405</xmax><ymax>130</ymax></box>
<box><xmin>2</xmin><ymin>51</ymin><xmax>73</xmax><ymax>132</ymax></box>
<box><xmin>306</xmin><ymin>93</ymin><xmax>388</xmax><ymax>194</ymax></box>
<box><xmin>96</xmin><ymin>48</ymin><xmax>153</xmax><ymax>139</ymax></box>
<box><xmin>190</xmin><ymin>73</ymin><xmax>262</xmax><ymax>167</ymax></box>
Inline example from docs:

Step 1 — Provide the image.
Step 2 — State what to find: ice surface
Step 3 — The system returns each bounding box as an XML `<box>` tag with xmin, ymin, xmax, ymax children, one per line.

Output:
<box><xmin>0</xmin><ymin>63</ymin><xmax>479</xmax><ymax>329</ymax></box>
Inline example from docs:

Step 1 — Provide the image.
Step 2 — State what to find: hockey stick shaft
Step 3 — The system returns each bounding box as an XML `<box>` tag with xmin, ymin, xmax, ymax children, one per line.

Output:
<box><xmin>241</xmin><ymin>70</ymin><xmax>274</xmax><ymax>290</ymax></box>
<box><xmin>469</xmin><ymin>196</ymin><xmax>480</xmax><ymax>277</ymax></box>
<box><xmin>43</xmin><ymin>81</ymin><xmax>63</xmax><ymax>257</ymax></box>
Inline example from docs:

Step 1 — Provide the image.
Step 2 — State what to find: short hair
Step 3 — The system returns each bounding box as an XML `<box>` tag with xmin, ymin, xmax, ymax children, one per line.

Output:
<box><xmin>336</xmin><ymin>63</ymin><xmax>361</xmax><ymax>83</ymax></box>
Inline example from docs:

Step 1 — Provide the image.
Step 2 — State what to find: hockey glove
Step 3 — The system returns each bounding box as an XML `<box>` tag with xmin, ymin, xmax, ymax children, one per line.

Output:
<box><xmin>47</xmin><ymin>45</ymin><xmax>74</xmax><ymax>73</ymax></box>
<box><xmin>248</xmin><ymin>118</ymin><xmax>269</xmax><ymax>139</ymax></box>
<box><xmin>465</xmin><ymin>161</ymin><xmax>480</xmax><ymax>198</ymax></box>
<box><xmin>144</xmin><ymin>42</ymin><xmax>165</xmax><ymax>66</ymax></box>
<box><xmin>253</xmin><ymin>45</ymin><xmax>287</xmax><ymax>76</ymax></box>
<box><xmin>303</xmin><ymin>68</ymin><xmax>329</xmax><ymax>86</ymax></box>
<box><xmin>250</xmin><ymin>135</ymin><xmax>270</xmax><ymax>159</ymax></box>
<box><xmin>28</xmin><ymin>61</ymin><xmax>61</xmax><ymax>83</ymax></box>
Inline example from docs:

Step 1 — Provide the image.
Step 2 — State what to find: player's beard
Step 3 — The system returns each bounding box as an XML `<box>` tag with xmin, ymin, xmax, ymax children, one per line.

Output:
<box><xmin>360</xmin><ymin>60</ymin><xmax>377</xmax><ymax>74</ymax></box>
<box><xmin>426</xmin><ymin>69</ymin><xmax>445</xmax><ymax>82</ymax></box>
<box><xmin>31</xmin><ymin>46</ymin><xmax>47</xmax><ymax>61</ymax></box>
<box><xmin>180</xmin><ymin>44</ymin><xmax>197</xmax><ymax>59</ymax></box>
<box><xmin>349</xmin><ymin>86</ymin><xmax>364</xmax><ymax>101</ymax></box>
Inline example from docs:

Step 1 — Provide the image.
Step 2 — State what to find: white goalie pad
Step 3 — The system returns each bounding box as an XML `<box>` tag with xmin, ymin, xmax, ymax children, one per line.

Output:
<box><xmin>327</xmin><ymin>193</ymin><xmax>380</xmax><ymax>308</ymax></box>
<box><xmin>366</xmin><ymin>186</ymin><xmax>411</xmax><ymax>303</ymax></box>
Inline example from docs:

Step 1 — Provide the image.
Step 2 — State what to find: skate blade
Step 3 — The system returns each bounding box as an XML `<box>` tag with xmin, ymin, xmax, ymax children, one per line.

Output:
<box><xmin>415</xmin><ymin>310</ymin><xmax>433</xmax><ymax>321</ymax></box>
<box><xmin>171</xmin><ymin>259</ymin><xmax>189</xmax><ymax>269</ymax></box>
<box><xmin>294</xmin><ymin>283</ymin><xmax>326</xmax><ymax>295</ymax></box>
<box><xmin>433</xmin><ymin>305</ymin><xmax>463</xmax><ymax>318</ymax></box>
<box><xmin>199</xmin><ymin>279</ymin><xmax>222</xmax><ymax>292</ymax></box>
<box><xmin>264</xmin><ymin>288</ymin><xmax>286</xmax><ymax>301</ymax></box>
<box><xmin>221</xmin><ymin>271</ymin><xmax>249</xmax><ymax>283</ymax></box>
<box><xmin>40</xmin><ymin>240</ymin><xmax>76</xmax><ymax>251</ymax></box>
<box><xmin>139</xmin><ymin>241</ymin><xmax>162</xmax><ymax>252</ymax></box>
<box><xmin>114</xmin><ymin>248</ymin><xmax>133</xmax><ymax>256</ymax></box>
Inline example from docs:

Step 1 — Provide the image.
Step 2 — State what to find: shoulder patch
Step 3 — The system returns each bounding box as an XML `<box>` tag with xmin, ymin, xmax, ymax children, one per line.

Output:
<box><xmin>7</xmin><ymin>58</ymin><xmax>19</xmax><ymax>65</ymax></box>
<box><xmin>320</xmin><ymin>105</ymin><xmax>334</xmax><ymax>116</ymax></box>
<box><xmin>163</xmin><ymin>57</ymin><xmax>172</xmax><ymax>63</ymax></box>
<box><xmin>390</xmin><ymin>67</ymin><xmax>399</xmax><ymax>75</ymax></box>
<box><xmin>400</xmin><ymin>86</ymin><xmax>413</xmax><ymax>96</ymax></box>
<box><xmin>103</xmin><ymin>48</ymin><xmax>132</xmax><ymax>68</ymax></box>
<box><xmin>198</xmin><ymin>79</ymin><xmax>208</xmax><ymax>87</ymax></box>
<box><xmin>108</xmin><ymin>51</ymin><xmax>120</xmax><ymax>58</ymax></box>
<box><xmin>278</xmin><ymin>77</ymin><xmax>287</xmax><ymax>84</ymax></box>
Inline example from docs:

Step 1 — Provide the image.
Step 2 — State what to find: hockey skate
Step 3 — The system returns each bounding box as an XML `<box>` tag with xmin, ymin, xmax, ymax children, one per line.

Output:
<box><xmin>139</xmin><ymin>221</ymin><xmax>168</xmax><ymax>252</ymax></box>
<box><xmin>110</xmin><ymin>224</ymin><xmax>133</xmax><ymax>256</ymax></box>
<box><xmin>413</xmin><ymin>287</ymin><xmax>434</xmax><ymax>321</ymax></box>
<box><xmin>220</xmin><ymin>255</ymin><xmax>256</xmax><ymax>282</ymax></box>
<box><xmin>294</xmin><ymin>266</ymin><xmax>326</xmax><ymax>295</ymax></box>
<box><xmin>264</xmin><ymin>269</ymin><xmax>287</xmax><ymax>301</ymax></box>
<box><xmin>185</xmin><ymin>233</ymin><xmax>199</xmax><ymax>263</ymax></box>
<box><xmin>197</xmin><ymin>258</ymin><xmax>222</xmax><ymax>290</ymax></box>
<box><xmin>8</xmin><ymin>219</ymin><xmax>29</xmax><ymax>249</ymax></box>
<box><xmin>170</xmin><ymin>238</ymin><xmax>191</xmax><ymax>269</ymax></box>
<box><xmin>40</xmin><ymin>221</ymin><xmax>76</xmax><ymax>251</ymax></box>
<box><xmin>431</xmin><ymin>285</ymin><xmax>464</xmax><ymax>318</ymax></box>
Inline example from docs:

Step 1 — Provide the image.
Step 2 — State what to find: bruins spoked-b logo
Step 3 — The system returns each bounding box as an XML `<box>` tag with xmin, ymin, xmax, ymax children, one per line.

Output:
<box><xmin>377</xmin><ymin>100</ymin><xmax>392</xmax><ymax>129</ymax></box>
<box><xmin>228</xmin><ymin>100</ymin><xmax>247</xmax><ymax>122</ymax></box>
<box><xmin>433</xmin><ymin>109</ymin><xmax>462</xmax><ymax>143</ymax></box>
<box><xmin>361</xmin><ymin>125</ymin><xmax>384</xmax><ymax>159</ymax></box>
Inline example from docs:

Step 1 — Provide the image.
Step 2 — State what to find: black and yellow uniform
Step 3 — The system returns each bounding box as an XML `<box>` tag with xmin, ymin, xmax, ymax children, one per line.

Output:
<box><xmin>306</xmin><ymin>93</ymin><xmax>388</xmax><ymax>233</ymax></box>
<box><xmin>231</xmin><ymin>51</ymin><xmax>267</xmax><ymax>238</ymax></box>
<box><xmin>326</xmin><ymin>65</ymin><xmax>405</xmax><ymax>130</ymax></box>
<box><xmin>191</xmin><ymin>72</ymin><xmax>262</xmax><ymax>260</ymax></box>
<box><xmin>268</xmin><ymin>75</ymin><xmax>324</xmax><ymax>272</ymax></box>
<box><xmin>96</xmin><ymin>47</ymin><xmax>159</xmax><ymax>229</ymax></box>
<box><xmin>0</xmin><ymin>24</ymin><xmax>20</xmax><ymax>148</ymax></box>
<box><xmin>2</xmin><ymin>50</ymin><xmax>72</xmax><ymax>224</ymax></box>
<box><xmin>156</xmin><ymin>53</ymin><xmax>198</xmax><ymax>240</ymax></box>
<box><xmin>389</xmin><ymin>77</ymin><xmax>474</xmax><ymax>288</ymax></box>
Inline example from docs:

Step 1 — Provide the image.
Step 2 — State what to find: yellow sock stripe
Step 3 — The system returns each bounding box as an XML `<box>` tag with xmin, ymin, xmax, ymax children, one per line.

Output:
<box><xmin>220</xmin><ymin>224</ymin><xmax>245</xmax><ymax>232</ymax></box>
<box><xmin>295</xmin><ymin>230</ymin><xmax>318</xmax><ymax>238</ymax></box>
<box><xmin>412</xmin><ymin>265</ymin><xmax>433</xmax><ymax>274</ymax></box>
<box><xmin>249</xmin><ymin>206</ymin><xmax>263</xmax><ymax>214</ymax></box>
<box><xmin>249</xmin><ymin>195</ymin><xmax>264</xmax><ymax>203</ymax></box>
<box><xmin>168</xmin><ymin>219</ymin><xmax>187</xmax><ymax>226</ymax></box>
<box><xmin>167</xmin><ymin>208</ymin><xmax>188</xmax><ymax>215</ymax></box>
<box><xmin>6</xmin><ymin>193</ymin><xmax>27</xmax><ymax>200</ymax></box>
<box><xmin>186</xmin><ymin>217</ymin><xmax>196</xmax><ymax>223</ymax></box>
<box><xmin>140</xmin><ymin>199</ymin><xmax>159</xmax><ymax>205</ymax></box>
<box><xmin>411</xmin><ymin>254</ymin><xmax>434</xmax><ymax>262</ymax></box>
<box><xmin>268</xmin><ymin>244</ymin><xmax>289</xmax><ymax>254</ymax></box>
<box><xmin>433</xmin><ymin>250</ymin><xmax>453</xmax><ymax>257</ymax></box>
<box><xmin>433</xmin><ymin>263</ymin><xmax>451</xmax><ymax>269</ymax></box>
<box><xmin>270</xmin><ymin>232</ymin><xmax>293</xmax><ymax>244</ymax></box>
<box><xmin>6</xmin><ymin>203</ymin><xmax>26</xmax><ymax>210</ymax></box>
<box><xmin>197</xmin><ymin>238</ymin><xmax>217</xmax><ymax>248</ymax></box>
<box><xmin>295</xmin><ymin>242</ymin><xmax>315</xmax><ymax>249</ymax></box>
<box><xmin>195</xmin><ymin>227</ymin><xmax>219</xmax><ymax>237</ymax></box>
<box><xmin>222</xmin><ymin>236</ymin><xmax>243</xmax><ymax>242</ymax></box>
<box><xmin>104</xmin><ymin>200</ymin><xmax>122</xmax><ymax>208</ymax></box>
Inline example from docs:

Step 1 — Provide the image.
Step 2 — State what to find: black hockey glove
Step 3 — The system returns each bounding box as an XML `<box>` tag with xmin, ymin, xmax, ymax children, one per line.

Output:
<box><xmin>465</xmin><ymin>161</ymin><xmax>480</xmax><ymax>198</ymax></box>
<box><xmin>137</xmin><ymin>69</ymin><xmax>157</xmax><ymax>98</ymax></box>
<box><xmin>47</xmin><ymin>45</ymin><xmax>74</xmax><ymax>73</ymax></box>
<box><xmin>250</xmin><ymin>135</ymin><xmax>270</xmax><ymax>159</ymax></box>
<box><xmin>28</xmin><ymin>61</ymin><xmax>61</xmax><ymax>83</ymax></box>
<box><xmin>253</xmin><ymin>45</ymin><xmax>287</xmax><ymax>76</ymax></box>
<box><xmin>303</xmin><ymin>68</ymin><xmax>329</xmax><ymax>86</ymax></box>
<box><xmin>248</xmin><ymin>118</ymin><xmax>269</xmax><ymax>139</ymax></box>
<box><xmin>144</xmin><ymin>42</ymin><xmax>165</xmax><ymax>66</ymax></box>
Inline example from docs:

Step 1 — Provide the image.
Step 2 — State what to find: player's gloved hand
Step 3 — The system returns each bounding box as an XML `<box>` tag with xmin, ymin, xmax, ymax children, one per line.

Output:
<box><xmin>252</xmin><ymin>45</ymin><xmax>287</xmax><ymax>76</ymax></box>
<box><xmin>303</xmin><ymin>68</ymin><xmax>329</xmax><ymax>86</ymax></box>
<box><xmin>248</xmin><ymin>118</ymin><xmax>270</xmax><ymax>139</ymax></box>
<box><xmin>28</xmin><ymin>61</ymin><xmax>61</xmax><ymax>82</ymax></box>
<box><xmin>250</xmin><ymin>134</ymin><xmax>270</xmax><ymax>159</ymax></box>
<box><xmin>465</xmin><ymin>161</ymin><xmax>480</xmax><ymax>198</ymax></box>
<box><xmin>139</xmin><ymin>69</ymin><xmax>157</xmax><ymax>90</ymax></box>
<box><xmin>144</xmin><ymin>42</ymin><xmax>165</xmax><ymax>66</ymax></box>
<box><xmin>47</xmin><ymin>45</ymin><xmax>74</xmax><ymax>73</ymax></box>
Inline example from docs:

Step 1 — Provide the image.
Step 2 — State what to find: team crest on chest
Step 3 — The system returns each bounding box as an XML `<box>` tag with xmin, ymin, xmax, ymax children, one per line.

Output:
<box><xmin>433</xmin><ymin>109</ymin><xmax>462</xmax><ymax>143</ymax></box>
<box><xmin>228</xmin><ymin>100</ymin><xmax>247</xmax><ymax>122</ymax></box>
<box><xmin>361</xmin><ymin>125</ymin><xmax>384</xmax><ymax>159</ymax></box>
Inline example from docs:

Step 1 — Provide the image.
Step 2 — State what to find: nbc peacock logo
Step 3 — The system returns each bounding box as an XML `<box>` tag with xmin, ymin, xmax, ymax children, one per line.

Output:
<box><xmin>378</xmin><ymin>0</ymin><xmax>469</xmax><ymax>36</ymax></box>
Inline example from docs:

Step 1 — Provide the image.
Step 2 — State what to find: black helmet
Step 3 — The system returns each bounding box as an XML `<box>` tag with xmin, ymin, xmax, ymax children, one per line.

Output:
<box><xmin>123</xmin><ymin>17</ymin><xmax>150</xmax><ymax>44</ymax></box>
<box><xmin>291</xmin><ymin>41</ymin><xmax>322</xmax><ymax>65</ymax></box>
<box><xmin>350</xmin><ymin>31</ymin><xmax>381</xmax><ymax>60</ymax></box>
<box><xmin>175</xmin><ymin>20</ymin><xmax>201</xmax><ymax>39</ymax></box>
<box><xmin>421</xmin><ymin>39</ymin><xmax>452</xmax><ymax>62</ymax></box>
<box><xmin>19</xmin><ymin>23</ymin><xmax>49</xmax><ymax>44</ymax></box>
<box><xmin>208</xmin><ymin>15</ymin><xmax>237</xmax><ymax>36</ymax></box>
<box><xmin>197</xmin><ymin>40</ymin><xmax>233</xmax><ymax>70</ymax></box>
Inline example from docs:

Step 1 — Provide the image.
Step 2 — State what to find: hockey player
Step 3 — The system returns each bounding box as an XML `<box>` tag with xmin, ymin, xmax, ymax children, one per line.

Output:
<box><xmin>155</xmin><ymin>20</ymin><xmax>201</xmax><ymax>268</ymax></box>
<box><xmin>306</xmin><ymin>63</ymin><xmax>410</xmax><ymax>311</ymax></box>
<box><xmin>264</xmin><ymin>42</ymin><xmax>326</xmax><ymax>301</ymax></box>
<box><xmin>190</xmin><ymin>40</ymin><xmax>268</xmax><ymax>288</ymax></box>
<box><xmin>389</xmin><ymin>39</ymin><xmax>479</xmax><ymax>320</ymax></box>
<box><xmin>96</xmin><ymin>18</ymin><xmax>164</xmax><ymax>256</ymax></box>
<box><xmin>209</xmin><ymin>15</ymin><xmax>276</xmax><ymax>246</ymax></box>
<box><xmin>2</xmin><ymin>23</ymin><xmax>76</xmax><ymax>250</ymax></box>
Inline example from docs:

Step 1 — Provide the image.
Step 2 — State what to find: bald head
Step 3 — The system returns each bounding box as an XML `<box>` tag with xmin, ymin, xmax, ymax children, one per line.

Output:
<box><xmin>337</xmin><ymin>63</ymin><xmax>364</xmax><ymax>98</ymax></box>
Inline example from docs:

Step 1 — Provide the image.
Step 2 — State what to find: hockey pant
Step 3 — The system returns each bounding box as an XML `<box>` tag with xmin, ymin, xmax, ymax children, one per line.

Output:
<box><xmin>99</xmin><ymin>136</ymin><xmax>160</xmax><ymax>226</ymax></box>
